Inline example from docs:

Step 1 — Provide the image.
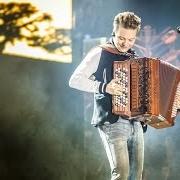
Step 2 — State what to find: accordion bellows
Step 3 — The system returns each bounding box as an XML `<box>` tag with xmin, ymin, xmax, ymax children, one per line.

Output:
<box><xmin>112</xmin><ymin>57</ymin><xmax>180</xmax><ymax>129</ymax></box>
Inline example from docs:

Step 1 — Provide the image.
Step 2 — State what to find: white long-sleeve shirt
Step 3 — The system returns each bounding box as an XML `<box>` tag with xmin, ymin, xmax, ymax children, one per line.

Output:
<box><xmin>69</xmin><ymin>46</ymin><xmax>104</xmax><ymax>93</ymax></box>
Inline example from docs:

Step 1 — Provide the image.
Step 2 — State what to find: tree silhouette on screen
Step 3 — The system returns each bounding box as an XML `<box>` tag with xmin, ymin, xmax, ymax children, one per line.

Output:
<box><xmin>0</xmin><ymin>2</ymin><xmax>71</xmax><ymax>55</ymax></box>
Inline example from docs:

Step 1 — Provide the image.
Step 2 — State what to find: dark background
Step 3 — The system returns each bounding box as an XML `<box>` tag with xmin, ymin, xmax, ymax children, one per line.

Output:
<box><xmin>0</xmin><ymin>0</ymin><xmax>180</xmax><ymax>179</ymax></box>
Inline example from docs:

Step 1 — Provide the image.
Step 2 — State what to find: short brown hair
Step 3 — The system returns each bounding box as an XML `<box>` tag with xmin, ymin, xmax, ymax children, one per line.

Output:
<box><xmin>112</xmin><ymin>11</ymin><xmax>141</xmax><ymax>35</ymax></box>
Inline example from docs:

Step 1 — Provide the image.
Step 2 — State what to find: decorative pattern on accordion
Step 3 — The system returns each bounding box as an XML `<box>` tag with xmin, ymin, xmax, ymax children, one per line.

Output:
<box><xmin>112</xmin><ymin>57</ymin><xmax>180</xmax><ymax>129</ymax></box>
<box><xmin>171</xmin><ymin>82</ymin><xmax>180</xmax><ymax>118</ymax></box>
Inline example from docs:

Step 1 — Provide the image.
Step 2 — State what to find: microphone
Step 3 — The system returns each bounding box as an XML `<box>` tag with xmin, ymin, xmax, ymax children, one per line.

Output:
<box><xmin>177</xmin><ymin>26</ymin><xmax>180</xmax><ymax>33</ymax></box>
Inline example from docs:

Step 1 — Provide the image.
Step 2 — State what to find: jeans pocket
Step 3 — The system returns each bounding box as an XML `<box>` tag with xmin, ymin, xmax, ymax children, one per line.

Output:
<box><xmin>102</xmin><ymin>123</ymin><xmax>111</xmax><ymax>134</ymax></box>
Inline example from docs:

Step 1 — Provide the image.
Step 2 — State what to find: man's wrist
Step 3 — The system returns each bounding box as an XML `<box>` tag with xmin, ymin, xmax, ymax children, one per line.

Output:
<box><xmin>99</xmin><ymin>82</ymin><xmax>108</xmax><ymax>94</ymax></box>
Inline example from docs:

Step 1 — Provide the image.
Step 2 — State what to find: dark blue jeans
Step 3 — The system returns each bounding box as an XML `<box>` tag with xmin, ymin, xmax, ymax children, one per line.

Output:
<box><xmin>98</xmin><ymin>117</ymin><xmax>144</xmax><ymax>180</ymax></box>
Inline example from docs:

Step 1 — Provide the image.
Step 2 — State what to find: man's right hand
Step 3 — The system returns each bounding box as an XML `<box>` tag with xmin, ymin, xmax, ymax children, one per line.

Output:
<box><xmin>105</xmin><ymin>79</ymin><xmax>124</xmax><ymax>95</ymax></box>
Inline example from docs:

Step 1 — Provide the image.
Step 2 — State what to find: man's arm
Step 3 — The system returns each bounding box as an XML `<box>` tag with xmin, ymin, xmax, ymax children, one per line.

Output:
<box><xmin>69</xmin><ymin>46</ymin><xmax>124</xmax><ymax>95</ymax></box>
<box><xmin>69</xmin><ymin>47</ymin><xmax>106</xmax><ymax>93</ymax></box>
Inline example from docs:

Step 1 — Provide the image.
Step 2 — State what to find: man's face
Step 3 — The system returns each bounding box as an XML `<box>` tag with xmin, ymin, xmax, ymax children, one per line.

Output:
<box><xmin>113</xmin><ymin>26</ymin><xmax>138</xmax><ymax>52</ymax></box>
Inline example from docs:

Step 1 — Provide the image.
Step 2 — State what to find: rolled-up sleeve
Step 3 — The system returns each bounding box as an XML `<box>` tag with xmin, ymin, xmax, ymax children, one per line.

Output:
<box><xmin>69</xmin><ymin>46</ymin><xmax>106</xmax><ymax>93</ymax></box>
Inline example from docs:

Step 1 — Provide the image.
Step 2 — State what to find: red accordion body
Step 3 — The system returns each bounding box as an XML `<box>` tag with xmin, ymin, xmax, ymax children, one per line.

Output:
<box><xmin>112</xmin><ymin>57</ymin><xmax>180</xmax><ymax>128</ymax></box>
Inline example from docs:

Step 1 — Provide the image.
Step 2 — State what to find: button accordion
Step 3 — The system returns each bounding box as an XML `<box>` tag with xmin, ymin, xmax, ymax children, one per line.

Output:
<box><xmin>112</xmin><ymin>57</ymin><xmax>180</xmax><ymax>128</ymax></box>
